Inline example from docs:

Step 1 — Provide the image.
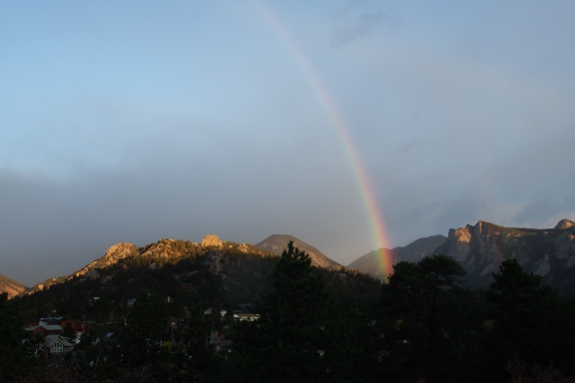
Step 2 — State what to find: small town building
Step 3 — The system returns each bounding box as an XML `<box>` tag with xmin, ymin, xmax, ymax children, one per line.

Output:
<box><xmin>44</xmin><ymin>334</ymin><xmax>73</xmax><ymax>355</ymax></box>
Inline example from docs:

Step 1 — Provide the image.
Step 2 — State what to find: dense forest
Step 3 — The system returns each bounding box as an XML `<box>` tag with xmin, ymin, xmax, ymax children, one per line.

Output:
<box><xmin>1</xmin><ymin>240</ymin><xmax>575</xmax><ymax>382</ymax></box>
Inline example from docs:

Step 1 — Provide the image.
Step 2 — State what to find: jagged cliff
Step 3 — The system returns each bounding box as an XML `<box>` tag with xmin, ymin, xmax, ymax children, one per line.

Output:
<box><xmin>435</xmin><ymin>219</ymin><xmax>575</xmax><ymax>294</ymax></box>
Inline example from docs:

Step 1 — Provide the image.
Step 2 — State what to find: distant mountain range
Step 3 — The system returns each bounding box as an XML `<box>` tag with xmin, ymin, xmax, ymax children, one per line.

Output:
<box><xmin>347</xmin><ymin>235</ymin><xmax>448</xmax><ymax>278</ymax></box>
<box><xmin>348</xmin><ymin>219</ymin><xmax>575</xmax><ymax>296</ymax></box>
<box><xmin>0</xmin><ymin>274</ymin><xmax>28</xmax><ymax>299</ymax></box>
<box><xmin>255</xmin><ymin>234</ymin><xmax>342</xmax><ymax>269</ymax></box>
<box><xmin>9</xmin><ymin>218</ymin><xmax>575</xmax><ymax>297</ymax></box>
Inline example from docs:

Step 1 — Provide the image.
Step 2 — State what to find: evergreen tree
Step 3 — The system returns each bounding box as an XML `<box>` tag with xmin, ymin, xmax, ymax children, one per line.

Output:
<box><xmin>0</xmin><ymin>293</ymin><xmax>38</xmax><ymax>382</ymax></box>
<box><xmin>62</xmin><ymin>321</ymin><xmax>75</xmax><ymax>340</ymax></box>
<box><xmin>231</xmin><ymin>241</ymin><xmax>332</xmax><ymax>383</ymax></box>
<box><xmin>484</xmin><ymin>259</ymin><xmax>575</xmax><ymax>379</ymax></box>
<box><xmin>113</xmin><ymin>293</ymin><xmax>177</xmax><ymax>381</ymax></box>
<box><xmin>380</xmin><ymin>255</ymin><xmax>467</xmax><ymax>383</ymax></box>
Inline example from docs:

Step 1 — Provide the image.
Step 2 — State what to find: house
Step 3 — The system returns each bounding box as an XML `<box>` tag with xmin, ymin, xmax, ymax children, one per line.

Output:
<box><xmin>25</xmin><ymin>324</ymin><xmax>63</xmax><ymax>336</ymax></box>
<box><xmin>209</xmin><ymin>331</ymin><xmax>232</xmax><ymax>353</ymax></box>
<box><xmin>203</xmin><ymin>308</ymin><xmax>228</xmax><ymax>318</ymax></box>
<box><xmin>44</xmin><ymin>334</ymin><xmax>73</xmax><ymax>355</ymax></box>
<box><xmin>233</xmin><ymin>313</ymin><xmax>260</xmax><ymax>322</ymax></box>
<box><xmin>39</xmin><ymin>317</ymin><xmax>63</xmax><ymax>325</ymax></box>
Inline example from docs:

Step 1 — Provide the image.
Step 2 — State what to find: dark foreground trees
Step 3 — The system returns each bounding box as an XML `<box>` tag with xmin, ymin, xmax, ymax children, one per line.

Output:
<box><xmin>484</xmin><ymin>259</ymin><xmax>575</xmax><ymax>380</ymax></box>
<box><xmin>380</xmin><ymin>255</ymin><xmax>468</xmax><ymax>383</ymax></box>
<box><xmin>0</xmin><ymin>292</ymin><xmax>39</xmax><ymax>382</ymax></box>
<box><xmin>8</xmin><ymin>243</ymin><xmax>575</xmax><ymax>383</ymax></box>
<box><xmin>230</xmin><ymin>241</ymin><xmax>333</xmax><ymax>383</ymax></box>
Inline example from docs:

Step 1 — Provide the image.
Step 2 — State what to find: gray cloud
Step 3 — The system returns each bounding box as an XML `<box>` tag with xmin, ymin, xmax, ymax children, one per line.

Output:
<box><xmin>3</xmin><ymin>1</ymin><xmax>575</xmax><ymax>286</ymax></box>
<box><xmin>331</xmin><ymin>4</ymin><xmax>401</xmax><ymax>47</ymax></box>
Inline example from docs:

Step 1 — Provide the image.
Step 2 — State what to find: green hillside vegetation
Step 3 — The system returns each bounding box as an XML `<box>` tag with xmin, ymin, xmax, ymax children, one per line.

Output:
<box><xmin>3</xmin><ymin>240</ymin><xmax>575</xmax><ymax>382</ymax></box>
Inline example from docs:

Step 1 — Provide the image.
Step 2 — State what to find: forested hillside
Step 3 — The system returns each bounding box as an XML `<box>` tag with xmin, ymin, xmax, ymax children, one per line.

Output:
<box><xmin>2</xmin><ymin>239</ymin><xmax>575</xmax><ymax>382</ymax></box>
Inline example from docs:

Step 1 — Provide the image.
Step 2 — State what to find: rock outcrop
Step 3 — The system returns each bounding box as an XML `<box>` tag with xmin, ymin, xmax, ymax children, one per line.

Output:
<box><xmin>556</xmin><ymin>219</ymin><xmax>575</xmax><ymax>230</ymax></box>
<box><xmin>201</xmin><ymin>235</ymin><xmax>223</xmax><ymax>248</ymax></box>
<box><xmin>0</xmin><ymin>274</ymin><xmax>28</xmax><ymax>299</ymax></box>
<box><xmin>72</xmin><ymin>242</ymin><xmax>138</xmax><ymax>280</ymax></box>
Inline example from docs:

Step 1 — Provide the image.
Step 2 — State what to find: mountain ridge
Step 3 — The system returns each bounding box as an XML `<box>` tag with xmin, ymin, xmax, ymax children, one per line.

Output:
<box><xmin>27</xmin><ymin>236</ymin><xmax>271</xmax><ymax>294</ymax></box>
<box><xmin>0</xmin><ymin>274</ymin><xmax>28</xmax><ymax>299</ymax></box>
<box><xmin>26</xmin><ymin>234</ymin><xmax>338</xmax><ymax>294</ymax></box>
<box><xmin>347</xmin><ymin>218</ymin><xmax>575</xmax><ymax>295</ymax></box>
<box><xmin>435</xmin><ymin>219</ymin><xmax>575</xmax><ymax>293</ymax></box>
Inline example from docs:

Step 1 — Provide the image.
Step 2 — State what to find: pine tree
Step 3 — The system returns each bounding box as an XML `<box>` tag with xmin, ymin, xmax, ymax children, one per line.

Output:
<box><xmin>231</xmin><ymin>241</ymin><xmax>332</xmax><ymax>383</ymax></box>
<box><xmin>380</xmin><ymin>255</ymin><xmax>467</xmax><ymax>383</ymax></box>
<box><xmin>0</xmin><ymin>293</ymin><xmax>38</xmax><ymax>382</ymax></box>
<box><xmin>484</xmin><ymin>259</ymin><xmax>575</xmax><ymax>379</ymax></box>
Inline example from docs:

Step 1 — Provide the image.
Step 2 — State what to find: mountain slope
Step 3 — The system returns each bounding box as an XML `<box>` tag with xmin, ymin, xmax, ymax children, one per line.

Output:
<box><xmin>347</xmin><ymin>235</ymin><xmax>447</xmax><ymax>279</ymax></box>
<box><xmin>28</xmin><ymin>234</ymin><xmax>339</xmax><ymax>295</ymax></box>
<box><xmin>255</xmin><ymin>234</ymin><xmax>342</xmax><ymax>268</ymax></box>
<box><xmin>17</xmin><ymin>235</ymin><xmax>381</xmax><ymax>325</ymax></box>
<box><xmin>28</xmin><ymin>236</ymin><xmax>269</xmax><ymax>293</ymax></box>
<box><xmin>435</xmin><ymin>219</ymin><xmax>575</xmax><ymax>294</ymax></box>
<box><xmin>0</xmin><ymin>274</ymin><xmax>28</xmax><ymax>299</ymax></box>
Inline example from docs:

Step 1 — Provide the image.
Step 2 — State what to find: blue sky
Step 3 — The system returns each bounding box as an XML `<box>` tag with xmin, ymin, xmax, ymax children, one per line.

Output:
<box><xmin>2</xmin><ymin>0</ymin><xmax>575</xmax><ymax>285</ymax></box>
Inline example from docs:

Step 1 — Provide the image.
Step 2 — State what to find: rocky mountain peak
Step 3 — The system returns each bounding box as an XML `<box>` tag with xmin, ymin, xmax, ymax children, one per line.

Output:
<box><xmin>555</xmin><ymin>219</ymin><xmax>575</xmax><ymax>230</ymax></box>
<box><xmin>201</xmin><ymin>234</ymin><xmax>224</xmax><ymax>248</ymax></box>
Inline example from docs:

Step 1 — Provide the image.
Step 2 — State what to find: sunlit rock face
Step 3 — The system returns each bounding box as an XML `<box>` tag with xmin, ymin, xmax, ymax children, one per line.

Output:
<box><xmin>435</xmin><ymin>219</ymin><xmax>575</xmax><ymax>294</ymax></box>
<box><xmin>440</xmin><ymin>221</ymin><xmax>505</xmax><ymax>280</ymax></box>
<box><xmin>201</xmin><ymin>235</ymin><xmax>223</xmax><ymax>249</ymax></box>
<box><xmin>446</xmin><ymin>226</ymin><xmax>472</xmax><ymax>262</ymax></box>
<box><xmin>74</xmin><ymin>242</ymin><xmax>138</xmax><ymax>280</ymax></box>
<box><xmin>104</xmin><ymin>243</ymin><xmax>138</xmax><ymax>263</ymax></box>
<box><xmin>0</xmin><ymin>274</ymin><xmax>28</xmax><ymax>299</ymax></box>
<box><xmin>556</xmin><ymin>219</ymin><xmax>575</xmax><ymax>230</ymax></box>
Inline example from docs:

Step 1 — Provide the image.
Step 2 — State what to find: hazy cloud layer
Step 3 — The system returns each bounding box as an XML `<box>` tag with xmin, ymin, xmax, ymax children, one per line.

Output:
<box><xmin>1</xmin><ymin>1</ymin><xmax>575</xmax><ymax>285</ymax></box>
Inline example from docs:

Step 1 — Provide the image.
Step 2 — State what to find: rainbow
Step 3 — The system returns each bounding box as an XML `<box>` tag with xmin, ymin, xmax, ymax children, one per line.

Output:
<box><xmin>253</xmin><ymin>1</ymin><xmax>393</xmax><ymax>281</ymax></box>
